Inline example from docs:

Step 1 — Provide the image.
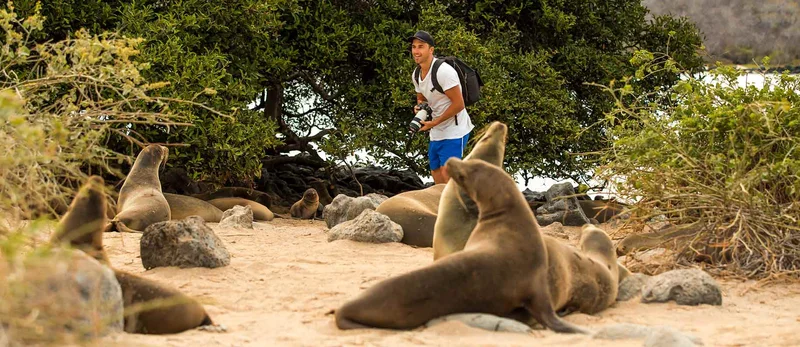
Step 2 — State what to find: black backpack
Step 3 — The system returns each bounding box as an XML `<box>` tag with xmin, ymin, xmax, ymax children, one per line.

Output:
<box><xmin>413</xmin><ymin>56</ymin><xmax>484</xmax><ymax>124</ymax></box>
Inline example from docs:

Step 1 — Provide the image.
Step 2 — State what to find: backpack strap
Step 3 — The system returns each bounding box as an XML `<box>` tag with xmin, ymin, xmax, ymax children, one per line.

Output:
<box><xmin>429</xmin><ymin>58</ymin><xmax>458</xmax><ymax>125</ymax></box>
<box><xmin>413</xmin><ymin>65</ymin><xmax>421</xmax><ymax>87</ymax></box>
<box><xmin>430</xmin><ymin>59</ymin><xmax>445</xmax><ymax>94</ymax></box>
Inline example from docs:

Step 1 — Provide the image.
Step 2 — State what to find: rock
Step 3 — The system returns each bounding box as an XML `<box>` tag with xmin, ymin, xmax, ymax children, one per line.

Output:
<box><xmin>160</xmin><ymin>167</ymin><xmax>201</xmax><ymax>195</ymax></box>
<box><xmin>323</xmin><ymin>193</ymin><xmax>388</xmax><ymax>228</ymax></box>
<box><xmin>327</xmin><ymin>209</ymin><xmax>403</xmax><ymax>243</ymax></box>
<box><xmin>220</xmin><ymin>205</ymin><xmax>253</xmax><ymax>229</ymax></box>
<box><xmin>592</xmin><ymin>323</ymin><xmax>654</xmax><ymax>340</ymax></box>
<box><xmin>4</xmin><ymin>249</ymin><xmax>123</xmax><ymax>344</ymax></box>
<box><xmin>593</xmin><ymin>324</ymin><xmax>702</xmax><ymax>346</ymax></box>
<box><xmin>141</xmin><ymin>216</ymin><xmax>231</xmax><ymax>269</ymax></box>
<box><xmin>535</xmin><ymin>182</ymin><xmax>591</xmax><ymax>226</ymax></box>
<box><xmin>641</xmin><ymin>269</ymin><xmax>722</xmax><ymax>306</ymax></box>
<box><xmin>644</xmin><ymin>326</ymin><xmax>703</xmax><ymax>347</ymax></box>
<box><xmin>522</xmin><ymin>188</ymin><xmax>546</xmax><ymax>202</ymax></box>
<box><xmin>617</xmin><ymin>273</ymin><xmax>651</xmax><ymax>301</ymax></box>
<box><xmin>425</xmin><ymin>313</ymin><xmax>533</xmax><ymax>334</ymax></box>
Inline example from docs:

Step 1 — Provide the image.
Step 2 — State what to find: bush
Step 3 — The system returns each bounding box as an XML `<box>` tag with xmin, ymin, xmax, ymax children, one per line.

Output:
<box><xmin>0</xmin><ymin>4</ymin><xmax>216</xmax><ymax>344</ymax></box>
<box><xmin>597</xmin><ymin>52</ymin><xmax>800</xmax><ymax>278</ymax></box>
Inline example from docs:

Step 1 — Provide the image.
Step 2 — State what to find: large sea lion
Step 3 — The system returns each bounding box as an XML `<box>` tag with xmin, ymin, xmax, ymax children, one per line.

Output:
<box><xmin>432</xmin><ymin>121</ymin><xmax>507</xmax><ymax>260</ymax></box>
<box><xmin>334</xmin><ymin>158</ymin><xmax>594</xmax><ymax>334</ymax></box>
<box><xmin>207</xmin><ymin>197</ymin><xmax>274</xmax><ymax>221</ymax></box>
<box><xmin>375</xmin><ymin>184</ymin><xmax>445</xmax><ymax>247</ymax></box>
<box><xmin>289</xmin><ymin>188</ymin><xmax>319</xmax><ymax>219</ymax></box>
<box><xmin>163</xmin><ymin>193</ymin><xmax>224</xmax><ymax>222</ymax></box>
<box><xmin>49</xmin><ymin>175</ymin><xmax>110</xmax><ymax>263</ymax></box>
<box><xmin>114</xmin><ymin>269</ymin><xmax>213</xmax><ymax>334</ymax></box>
<box><xmin>110</xmin><ymin>145</ymin><xmax>171</xmax><ymax>233</ymax></box>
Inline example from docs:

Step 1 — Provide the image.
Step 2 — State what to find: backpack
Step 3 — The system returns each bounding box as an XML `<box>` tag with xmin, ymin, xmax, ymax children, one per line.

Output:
<box><xmin>413</xmin><ymin>56</ymin><xmax>484</xmax><ymax>125</ymax></box>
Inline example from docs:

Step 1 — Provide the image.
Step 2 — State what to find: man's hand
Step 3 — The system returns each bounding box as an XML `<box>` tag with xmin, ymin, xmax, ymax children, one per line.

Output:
<box><xmin>419</xmin><ymin>119</ymin><xmax>437</xmax><ymax>132</ymax></box>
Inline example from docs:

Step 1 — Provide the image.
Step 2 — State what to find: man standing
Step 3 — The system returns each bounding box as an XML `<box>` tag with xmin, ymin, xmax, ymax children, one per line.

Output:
<box><xmin>408</xmin><ymin>30</ymin><xmax>474</xmax><ymax>184</ymax></box>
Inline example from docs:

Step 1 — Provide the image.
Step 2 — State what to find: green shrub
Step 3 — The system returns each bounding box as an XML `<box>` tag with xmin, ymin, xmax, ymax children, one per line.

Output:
<box><xmin>598</xmin><ymin>52</ymin><xmax>800</xmax><ymax>278</ymax></box>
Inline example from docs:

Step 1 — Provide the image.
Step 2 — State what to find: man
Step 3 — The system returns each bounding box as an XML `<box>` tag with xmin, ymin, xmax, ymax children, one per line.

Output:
<box><xmin>408</xmin><ymin>30</ymin><xmax>474</xmax><ymax>184</ymax></box>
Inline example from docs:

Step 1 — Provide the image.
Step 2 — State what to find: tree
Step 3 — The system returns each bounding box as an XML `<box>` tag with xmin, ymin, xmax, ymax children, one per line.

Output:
<box><xmin>13</xmin><ymin>0</ymin><xmax>704</xmax><ymax>187</ymax></box>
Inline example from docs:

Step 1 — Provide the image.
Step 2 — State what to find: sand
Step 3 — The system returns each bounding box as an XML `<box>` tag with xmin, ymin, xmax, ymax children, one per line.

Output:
<box><xmin>96</xmin><ymin>219</ymin><xmax>800</xmax><ymax>347</ymax></box>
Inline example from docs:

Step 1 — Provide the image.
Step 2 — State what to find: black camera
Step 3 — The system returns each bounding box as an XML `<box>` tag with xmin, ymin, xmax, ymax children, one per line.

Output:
<box><xmin>408</xmin><ymin>102</ymin><xmax>433</xmax><ymax>135</ymax></box>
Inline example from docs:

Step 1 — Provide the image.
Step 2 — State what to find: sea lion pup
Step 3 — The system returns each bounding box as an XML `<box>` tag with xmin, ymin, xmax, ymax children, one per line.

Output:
<box><xmin>334</xmin><ymin>158</ymin><xmax>590</xmax><ymax>334</ymax></box>
<box><xmin>289</xmin><ymin>188</ymin><xmax>320</xmax><ymax>219</ymax></box>
<box><xmin>163</xmin><ymin>193</ymin><xmax>224</xmax><ymax>222</ymax></box>
<box><xmin>114</xmin><ymin>269</ymin><xmax>214</xmax><ymax>334</ymax></box>
<box><xmin>49</xmin><ymin>175</ymin><xmax>110</xmax><ymax>263</ymax></box>
<box><xmin>109</xmin><ymin>144</ymin><xmax>171</xmax><ymax>233</ymax></box>
<box><xmin>206</xmin><ymin>197</ymin><xmax>275</xmax><ymax>221</ymax></box>
<box><xmin>375</xmin><ymin>184</ymin><xmax>445</xmax><ymax>247</ymax></box>
<box><xmin>432</xmin><ymin>121</ymin><xmax>507</xmax><ymax>260</ymax></box>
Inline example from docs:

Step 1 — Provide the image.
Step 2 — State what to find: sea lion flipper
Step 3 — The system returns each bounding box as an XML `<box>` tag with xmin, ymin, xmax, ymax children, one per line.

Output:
<box><xmin>524</xmin><ymin>294</ymin><xmax>591</xmax><ymax>335</ymax></box>
<box><xmin>113</xmin><ymin>220</ymin><xmax>143</xmax><ymax>233</ymax></box>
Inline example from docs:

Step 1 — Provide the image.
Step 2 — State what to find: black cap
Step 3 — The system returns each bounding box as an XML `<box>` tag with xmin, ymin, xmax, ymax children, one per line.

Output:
<box><xmin>407</xmin><ymin>30</ymin><xmax>435</xmax><ymax>46</ymax></box>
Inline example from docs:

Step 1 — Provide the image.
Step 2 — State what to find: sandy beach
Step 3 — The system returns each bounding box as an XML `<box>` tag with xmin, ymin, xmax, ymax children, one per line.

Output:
<box><xmin>91</xmin><ymin>219</ymin><xmax>800</xmax><ymax>347</ymax></box>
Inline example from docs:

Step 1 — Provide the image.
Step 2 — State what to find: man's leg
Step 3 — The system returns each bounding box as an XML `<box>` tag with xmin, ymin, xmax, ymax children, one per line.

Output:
<box><xmin>429</xmin><ymin>139</ymin><xmax>444</xmax><ymax>184</ymax></box>
<box><xmin>433</xmin><ymin>133</ymin><xmax>470</xmax><ymax>184</ymax></box>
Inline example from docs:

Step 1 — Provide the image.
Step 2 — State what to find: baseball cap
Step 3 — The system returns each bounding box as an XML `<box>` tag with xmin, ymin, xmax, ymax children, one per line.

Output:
<box><xmin>407</xmin><ymin>30</ymin><xmax>435</xmax><ymax>46</ymax></box>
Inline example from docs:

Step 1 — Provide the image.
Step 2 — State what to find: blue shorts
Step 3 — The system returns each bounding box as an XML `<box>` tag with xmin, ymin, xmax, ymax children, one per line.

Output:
<box><xmin>428</xmin><ymin>133</ymin><xmax>470</xmax><ymax>171</ymax></box>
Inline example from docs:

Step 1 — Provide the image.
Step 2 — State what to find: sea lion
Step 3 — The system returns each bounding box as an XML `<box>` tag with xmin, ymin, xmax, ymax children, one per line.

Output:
<box><xmin>432</xmin><ymin>121</ymin><xmax>507</xmax><ymax>260</ymax></box>
<box><xmin>110</xmin><ymin>145</ymin><xmax>171</xmax><ymax>233</ymax></box>
<box><xmin>375</xmin><ymin>184</ymin><xmax>445</xmax><ymax>247</ymax></box>
<box><xmin>114</xmin><ymin>269</ymin><xmax>213</xmax><ymax>334</ymax></box>
<box><xmin>163</xmin><ymin>193</ymin><xmax>224</xmax><ymax>222</ymax></box>
<box><xmin>207</xmin><ymin>197</ymin><xmax>274</xmax><ymax>221</ymax></box>
<box><xmin>289</xmin><ymin>188</ymin><xmax>320</xmax><ymax>219</ymax></box>
<box><xmin>49</xmin><ymin>175</ymin><xmax>110</xmax><ymax>263</ymax></box>
<box><xmin>191</xmin><ymin>187</ymin><xmax>274</xmax><ymax>208</ymax></box>
<box><xmin>334</xmin><ymin>158</ymin><xmax>592</xmax><ymax>334</ymax></box>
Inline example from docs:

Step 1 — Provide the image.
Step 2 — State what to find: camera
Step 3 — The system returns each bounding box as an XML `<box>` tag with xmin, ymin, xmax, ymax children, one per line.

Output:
<box><xmin>408</xmin><ymin>102</ymin><xmax>433</xmax><ymax>135</ymax></box>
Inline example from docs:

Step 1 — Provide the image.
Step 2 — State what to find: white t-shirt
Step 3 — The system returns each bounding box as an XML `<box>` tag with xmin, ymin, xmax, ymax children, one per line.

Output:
<box><xmin>413</xmin><ymin>57</ymin><xmax>474</xmax><ymax>141</ymax></box>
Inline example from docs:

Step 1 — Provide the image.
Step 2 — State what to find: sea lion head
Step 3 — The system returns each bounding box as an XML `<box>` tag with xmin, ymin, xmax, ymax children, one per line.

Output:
<box><xmin>66</xmin><ymin>175</ymin><xmax>107</xmax><ymax>222</ymax></box>
<box><xmin>464</xmin><ymin>121</ymin><xmax>508</xmax><ymax>166</ymax></box>
<box><xmin>52</xmin><ymin>175</ymin><xmax>108</xmax><ymax>255</ymax></box>
<box><xmin>302</xmin><ymin>188</ymin><xmax>319</xmax><ymax>203</ymax></box>
<box><xmin>134</xmin><ymin>144</ymin><xmax>169</xmax><ymax>171</ymax></box>
<box><xmin>445</xmin><ymin>157</ymin><xmax>517</xmax><ymax>214</ymax></box>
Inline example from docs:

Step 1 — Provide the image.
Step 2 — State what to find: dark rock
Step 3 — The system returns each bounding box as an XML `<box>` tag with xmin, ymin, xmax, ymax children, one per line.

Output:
<box><xmin>535</xmin><ymin>182</ymin><xmax>591</xmax><ymax>226</ymax></box>
<box><xmin>141</xmin><ymin>216</ymin><xmax>231</xmax><ymax>269</ymax></box>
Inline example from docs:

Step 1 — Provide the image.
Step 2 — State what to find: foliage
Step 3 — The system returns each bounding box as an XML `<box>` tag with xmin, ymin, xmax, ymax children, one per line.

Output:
<box><xmin>15</xmin><ymin>0</ymin><xmax>704</xmax><ymax>186</ymax></box>
<box><xmin>0</xmin><ymin>2</ymin><xmax>216</xmax><ymax>219</ymax></box>
<box><xmin>597</xmin><ymin>52</ymin><xmax>800</xmax><ymax>278</ymax></box>
<box><xmin>0</xmin><ymin>4</ymin><xmax>217</xmax><ymax>344</ymax></box>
